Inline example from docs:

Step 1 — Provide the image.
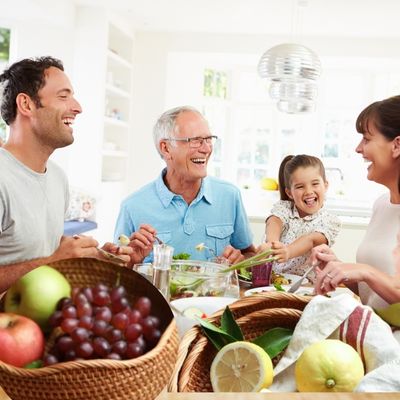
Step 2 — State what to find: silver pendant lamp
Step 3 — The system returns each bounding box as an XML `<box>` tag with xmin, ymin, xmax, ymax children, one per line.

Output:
<box><xmin>257</xmin><ymin>2</ymin><xmax>322</xmax><ymax>114</ymax></box>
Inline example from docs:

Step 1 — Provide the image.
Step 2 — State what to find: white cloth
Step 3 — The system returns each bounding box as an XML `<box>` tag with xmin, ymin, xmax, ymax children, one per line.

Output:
<box><xmin>356</xmin><ymin>193</ymin><xmax>400</xmax><ymax>308</ymax></box>
<box><xmin>270</xmin><ymin>294</ymin><xmax>400</xmax><ymax>392</ymax></box>
<box><xmin>268</xmin><ymin>200</ymin><xmax>341</xmax><ymax>278</ymax></box>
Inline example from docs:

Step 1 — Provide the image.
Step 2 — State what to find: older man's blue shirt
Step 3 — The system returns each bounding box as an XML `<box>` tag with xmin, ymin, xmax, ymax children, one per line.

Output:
<box><xmin>114</xmin><ymin>170</ymin><xmax>253</xmax><ymax>262</ymax></box>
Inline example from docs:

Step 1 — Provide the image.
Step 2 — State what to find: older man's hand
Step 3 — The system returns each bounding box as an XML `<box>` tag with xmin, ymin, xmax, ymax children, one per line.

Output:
<box><xmin>222</xmin><ymin>245</ymin><xmax>245</xmax><ymax>265</ymax></box>
<box><xmin>125</xmin><ymin>224</ymin><xmax>158</xmax><ymax>266</ymax></box>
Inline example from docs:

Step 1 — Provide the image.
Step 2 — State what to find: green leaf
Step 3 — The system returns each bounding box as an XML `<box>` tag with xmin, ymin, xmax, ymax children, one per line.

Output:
<box><xmin>273</xmin><ymin>282</ymin><xmax>285</xmax><ymax>292</ymax></box>
<box><xmin>220</xmin><ymin>306</ymin><xmax>243</xmax><ymax>341</ymax></box>
<box><xmin>198</xmin><ymin>318</ymin><xmax>237</xmax><ymax>350</ymax></box>
<box><xmin>252</xmin><ymin>327</ymin><xmax>293</xmax><ymax>359</ymax></box>
<box><xmin>24</xmin><ymin>359</ymin><xmax>43</xmax><ymax>369</ymax></box>
<box><xmin>173</xmin><ymin>253</ymin><xmax>191</xmax><ymax>260</ymax></box>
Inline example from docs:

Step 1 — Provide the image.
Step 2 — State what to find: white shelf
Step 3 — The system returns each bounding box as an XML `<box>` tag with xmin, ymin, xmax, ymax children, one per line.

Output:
<box><xmin>107</xmin><ymin>49</ymin><xmax>132</xmax><ymax>69</ymax></box>
<box><xmin>105</xmin><ymin>83</ymin><xmax>130</xmax><ymax>98</ymax></box>
<box><xmin>101</xmin><ymin>21</ymin><xmax>134</xmax><ymax>184</ymax></box>
<box><xmin>104</xmin><ymin>116</ymin><xmax>129</xmax><ymax>128</ymax></box>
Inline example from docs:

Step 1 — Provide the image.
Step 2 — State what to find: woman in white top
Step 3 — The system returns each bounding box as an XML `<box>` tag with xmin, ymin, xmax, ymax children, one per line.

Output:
<box><xmin>311</xmin><ymin>95</ymin><xmax>400</xmax><ymax>308</ymax></box>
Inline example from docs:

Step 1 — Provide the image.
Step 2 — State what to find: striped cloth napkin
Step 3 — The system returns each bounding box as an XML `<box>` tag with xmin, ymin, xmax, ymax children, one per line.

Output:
<box><xmin>270</xmin><ymin>293</ymin><xmax>400</xmax><ymax>392</ymax></box>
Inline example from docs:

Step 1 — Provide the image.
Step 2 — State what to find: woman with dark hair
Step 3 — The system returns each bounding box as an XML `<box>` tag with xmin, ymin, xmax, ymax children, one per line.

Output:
<box><xmin>312</xmin><ymin>95</ymin><xmax>400</xmax><ymax>307</ymax></box>
<box><xmin>258</xmin><ymin>154</ymin><xmax>340</xmax><ymax>279</ymax></box>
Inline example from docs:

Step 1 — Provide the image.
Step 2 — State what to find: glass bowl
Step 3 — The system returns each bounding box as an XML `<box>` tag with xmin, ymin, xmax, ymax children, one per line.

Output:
<box><xmin>169</xmin><ymin>259</ymin><xmax>239</xmax><ymax>301</ymax></box>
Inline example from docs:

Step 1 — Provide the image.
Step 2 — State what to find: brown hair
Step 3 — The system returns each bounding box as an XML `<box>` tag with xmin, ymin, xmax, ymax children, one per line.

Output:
<box><xmin>0</xmin><ymin>56</ymin><xmax>64</xmax><ymax>125</ymax></box>
<box><xmin>356</xmin><ymin>95</ymin><xmax>400</xmax><ymax>194</ymax></box>
<box><xmin>278</xmin><ymin>154</ymin><xmax>327</xmax><ymax>201</ymax></box>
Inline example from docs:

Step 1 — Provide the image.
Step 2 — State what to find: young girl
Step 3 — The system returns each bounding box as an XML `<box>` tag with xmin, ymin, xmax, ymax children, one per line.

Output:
<box><xmin>258</xmin><ymin>154</ymin><xmax>341</xmax><ymax>278</ymax></box>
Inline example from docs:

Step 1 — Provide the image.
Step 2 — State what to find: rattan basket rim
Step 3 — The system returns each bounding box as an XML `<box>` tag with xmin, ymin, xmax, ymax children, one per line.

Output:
<box><xmin>168</xmin><ymin>293</ymin><xmax>308</xmax><ymax>392</ymax></box>
<box><xmin>0</xmin><ymin>318</ymin><xmax>177</xmax><ymax>377</ymax></box>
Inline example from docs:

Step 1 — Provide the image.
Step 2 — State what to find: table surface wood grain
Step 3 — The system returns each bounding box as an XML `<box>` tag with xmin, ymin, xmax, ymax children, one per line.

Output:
<box><xmin>1</xmin><ymin>387</ymin><xmax>399</xmax><ymax>400</ymax></box>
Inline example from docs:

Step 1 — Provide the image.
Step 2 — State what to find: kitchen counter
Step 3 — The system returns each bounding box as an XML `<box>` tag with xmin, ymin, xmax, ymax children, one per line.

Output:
<box><xmin>241</xmin><ymin>189</ymin><xmax>372</xmax><ymax>226</ymax></box>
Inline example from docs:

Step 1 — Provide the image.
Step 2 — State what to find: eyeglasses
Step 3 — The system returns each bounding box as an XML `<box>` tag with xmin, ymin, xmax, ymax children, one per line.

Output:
<box><xmin>164</xmin><ymin>135</ymin><xmax>218</xmax><ymax>148</ymax></box>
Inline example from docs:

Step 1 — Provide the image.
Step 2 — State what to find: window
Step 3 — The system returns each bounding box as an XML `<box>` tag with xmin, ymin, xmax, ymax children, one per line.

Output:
<box><xmin>0</xmin><ymin>26</ymin><xmax>11</xmax><ymax>143</ymax></box>
<box><xmin>166</xmin><ymin>52</ymin><xmax>398</xmax><ymax>206</ymax></box>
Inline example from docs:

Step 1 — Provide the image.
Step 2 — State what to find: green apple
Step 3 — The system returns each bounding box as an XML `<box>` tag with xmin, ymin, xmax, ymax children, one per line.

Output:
<box><xmin>5</xmin><ymin>265</ymin><xmax>71</xmax><ymax>331</ymax></box>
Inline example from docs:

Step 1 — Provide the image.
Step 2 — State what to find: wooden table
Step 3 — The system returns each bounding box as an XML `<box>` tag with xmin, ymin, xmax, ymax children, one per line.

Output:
<box><xmin>2</xmin><ymin>387</ymin><xmax>398</xmax><ymax>400</ymax></box>
<box><xmin>156</xmin><ymin>393</ymin><xmax>400</xmax><ymax>400</ymax></box>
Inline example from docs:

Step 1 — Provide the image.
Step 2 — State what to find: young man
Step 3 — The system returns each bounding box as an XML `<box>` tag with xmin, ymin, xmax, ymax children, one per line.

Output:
<box><xmin>0</xmin><ymin>56</ymin><xmax>131</xmax><ymax>293</ymax></box>
<box><xmin>114</xmin><ymin>105</ymin><xmax>255</xmax><ymax>265</ymax></box>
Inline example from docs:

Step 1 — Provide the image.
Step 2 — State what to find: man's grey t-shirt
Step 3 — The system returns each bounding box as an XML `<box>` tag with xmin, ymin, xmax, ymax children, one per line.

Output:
<box><xmin>0</xmin><ymin>148</ymin><xmax>69</xmax><ymax>264</ymax></box>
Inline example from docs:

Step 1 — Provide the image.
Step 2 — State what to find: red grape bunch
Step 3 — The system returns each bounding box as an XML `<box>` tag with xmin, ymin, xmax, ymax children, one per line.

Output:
<box><xmin>43</xmin><ymin>283</ymin><xmax>161</xmax><ymax>366</ymax></box>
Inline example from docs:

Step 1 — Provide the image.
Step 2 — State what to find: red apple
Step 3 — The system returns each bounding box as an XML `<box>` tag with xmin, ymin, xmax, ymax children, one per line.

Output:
<box><xmin>0</xmin><ymin>312</ymin><xmax>45</xmax><ymax>367</ymax></box>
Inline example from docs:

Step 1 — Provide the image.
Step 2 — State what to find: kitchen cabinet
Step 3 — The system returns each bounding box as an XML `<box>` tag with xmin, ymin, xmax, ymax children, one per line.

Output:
<box><xmin>102</xmin><ymin>23</ymin><xmax>133</xmax><ymax>182</ymax></box>
<box><xmin>69</xmin><ymin>7</ymin><xmax>134</xmax><ymax>192</ymax></box>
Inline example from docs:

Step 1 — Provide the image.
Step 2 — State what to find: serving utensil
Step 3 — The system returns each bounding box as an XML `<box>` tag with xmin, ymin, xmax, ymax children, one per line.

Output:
<box><xmin>287</xmin><ymin>264</ymin><xmax>315</xmax><ymax>293</ymax></box>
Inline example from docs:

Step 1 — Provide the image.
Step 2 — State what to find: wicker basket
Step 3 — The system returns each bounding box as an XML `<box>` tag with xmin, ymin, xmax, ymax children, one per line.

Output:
<box><xmin>0</xmin><ymin>258</ymin><xmax>179</xmax><ymax>400</ymax></box>
<box><xmin>169</xmin><ymin>292</ymin><xmax>311</xmax><ymax>392</ymax></box>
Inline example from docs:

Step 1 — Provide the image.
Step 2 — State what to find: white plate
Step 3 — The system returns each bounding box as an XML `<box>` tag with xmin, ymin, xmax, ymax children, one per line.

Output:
<box><xmin>244</xmin><ymin>285</ymin><xmax>292</xmax><ymax>296</ymax></box>
<box><xmin>170</xmin><ymin>296</ymin><xmax>237</xmax><ymax>337</ymax></box>
<box><xmin>244</xmin><ymin>285</ymin><xmax>354</xmax><ymax>298</ymax></box>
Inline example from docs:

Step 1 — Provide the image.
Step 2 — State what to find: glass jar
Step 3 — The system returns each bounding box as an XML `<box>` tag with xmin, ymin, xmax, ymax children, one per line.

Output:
<box><xmin>152</xmin><ymin>243</ymin><xmax>174</xmax><ymax>300</ymax></box>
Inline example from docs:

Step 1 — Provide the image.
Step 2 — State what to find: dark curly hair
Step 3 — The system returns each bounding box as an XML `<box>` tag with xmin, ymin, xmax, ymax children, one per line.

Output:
<box><xmin>0</xmin><ymin>56</ymin><xmax>64</xmax><ymax>125</ymax></box>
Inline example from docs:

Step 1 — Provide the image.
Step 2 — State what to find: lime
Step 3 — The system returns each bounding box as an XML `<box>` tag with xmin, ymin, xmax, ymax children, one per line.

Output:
<box><xmin>210</xmin><ymin>341</ymin><xmax>273</xmax><ymax>392</ymax></box>
<box><xmin>295</xmin><ymin>339</ymin><xmax>364</xmax><ymax>392</ymax></box>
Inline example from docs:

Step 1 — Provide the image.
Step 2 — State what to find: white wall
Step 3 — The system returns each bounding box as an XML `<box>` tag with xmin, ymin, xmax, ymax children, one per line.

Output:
<box><xmin>0</xmin><ymin>0</ymin><xmax>76</xmax><ymax>172</ymax></box>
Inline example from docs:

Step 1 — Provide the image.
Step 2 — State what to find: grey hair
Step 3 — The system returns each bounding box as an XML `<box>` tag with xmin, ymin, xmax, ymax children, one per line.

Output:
<box><xmin>152</xmin><ymin>105</ymin><xmax>204</xmax><ymax>158</ymax></box>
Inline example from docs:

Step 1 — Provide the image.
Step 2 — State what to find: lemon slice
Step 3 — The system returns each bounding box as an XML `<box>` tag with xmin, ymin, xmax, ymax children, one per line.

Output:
<box><xmin>210</xmin><ymin>341</ymin><xmax>273</xmax><ymax>392</ymax></box>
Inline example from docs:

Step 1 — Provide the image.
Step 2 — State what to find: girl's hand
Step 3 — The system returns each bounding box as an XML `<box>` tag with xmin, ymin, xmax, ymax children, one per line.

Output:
<box><xmin>256</xmin><ymin>242</ymin><xmax>272</xmax><ymax>254</ymax></box>
<box><xmin>270</xmin><ymin>241</ymin><xmax>290</xmax><ymax>263</ymax></box>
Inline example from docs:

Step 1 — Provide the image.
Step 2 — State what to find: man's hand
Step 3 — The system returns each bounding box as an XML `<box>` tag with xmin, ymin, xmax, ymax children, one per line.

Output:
<box><xmin>125</xmin><ymin>224</ymin><xmax>158</xmax><ymax>266</ymax></box>
<box><xmin>222</xmin><ymin>245</ymin><xmax>245</xmax><ymax>265</ymax></box>
<box><xmin>101</xmin><ymin>242</ymin><xmax>133</xmax><ymax>265</ymax></box>
<box><xmin>50</xmin><ymin>235</ymin><xmax>100</xmax><ymax>262</ymax></box>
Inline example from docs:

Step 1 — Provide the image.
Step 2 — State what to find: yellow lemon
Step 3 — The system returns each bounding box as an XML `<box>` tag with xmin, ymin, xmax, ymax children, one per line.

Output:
<box><xmin>295</xmin><ymin>339</ymin><xmax>364</xmax><ymax>392</ymax></box>
<box><xmin>210</xmin><ymin>341</ymin><xmax>273</xmax><ymax>392</ymax></box>
<box><xmin>260</xmin><ymin>178</ymin><xmax>279</xmax><ymax>191</ymax></box>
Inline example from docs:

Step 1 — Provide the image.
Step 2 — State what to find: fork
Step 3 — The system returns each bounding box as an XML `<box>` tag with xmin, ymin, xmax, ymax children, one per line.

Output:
<box><xmin>287</xmin><ymin>264</ymin><xmax>315</xmax><ymax>293</ymax></box>
<box><xmin>154</xmin><ymin>235</ymin><xmax>164</xmax><ymax>245</ymax></box>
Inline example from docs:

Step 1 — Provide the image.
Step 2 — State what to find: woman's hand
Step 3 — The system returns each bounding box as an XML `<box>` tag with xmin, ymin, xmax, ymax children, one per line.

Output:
<box><xmin>309</xmin><ymin>244</ymin><xmax>339</xmax><ymax>269</ymax></box>
<box><xmin>314</xmin><ymin>261</ymin><xmax>368</xmax><ymax>295</ymax></box>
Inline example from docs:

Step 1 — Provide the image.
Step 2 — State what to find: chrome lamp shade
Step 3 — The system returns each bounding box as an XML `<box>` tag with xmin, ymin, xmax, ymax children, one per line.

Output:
<box><xmin>258</xmin><ymin>43</ymin><xmax>322</xmax><ymax>114</ymax></box>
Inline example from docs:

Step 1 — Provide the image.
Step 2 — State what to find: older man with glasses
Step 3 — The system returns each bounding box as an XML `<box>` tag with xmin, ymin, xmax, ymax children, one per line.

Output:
<box><xmin>114</xmin><ymin>105</ymin><xmax>256</xmax><ymax>266</ymax></box>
